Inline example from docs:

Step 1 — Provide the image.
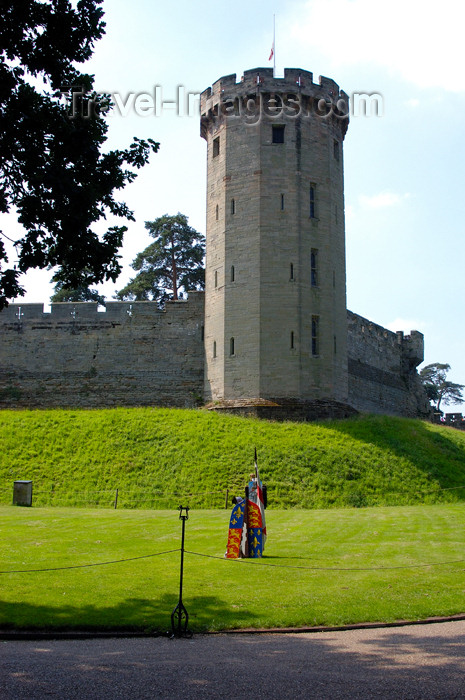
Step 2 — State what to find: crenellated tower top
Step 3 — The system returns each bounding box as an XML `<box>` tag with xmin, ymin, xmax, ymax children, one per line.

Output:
<box><xmin>201</xmin><ymin>67</ymin><xmax>349</xmax><ymax>140</ymax></box>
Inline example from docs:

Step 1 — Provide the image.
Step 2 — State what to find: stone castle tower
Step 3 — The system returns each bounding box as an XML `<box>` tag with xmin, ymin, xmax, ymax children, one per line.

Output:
<box><xmin>201</xmin><ymin>68</ymin><xmax>350</xmax><ymax>409</ymax></box>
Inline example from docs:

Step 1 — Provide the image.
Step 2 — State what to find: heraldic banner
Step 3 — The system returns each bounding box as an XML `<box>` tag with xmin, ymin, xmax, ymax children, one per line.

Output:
<box><xmin>225</xmin><ymin>450</ymin><xmax>267</xmax><ymax>559</ymax></box>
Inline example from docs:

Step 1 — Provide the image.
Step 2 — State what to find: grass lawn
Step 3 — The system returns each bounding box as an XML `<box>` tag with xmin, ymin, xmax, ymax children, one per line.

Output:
<box><xmin>2</xmin><ymin>504</ymin><xmax>465</xmax><ymax>632</ymax></box>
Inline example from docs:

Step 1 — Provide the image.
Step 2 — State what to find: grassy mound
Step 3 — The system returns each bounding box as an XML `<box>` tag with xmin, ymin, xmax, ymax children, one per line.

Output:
<box><xmin>0</xmin><ymin>408</ymin><xmax>465</xmax><ymax>509</ymax></box>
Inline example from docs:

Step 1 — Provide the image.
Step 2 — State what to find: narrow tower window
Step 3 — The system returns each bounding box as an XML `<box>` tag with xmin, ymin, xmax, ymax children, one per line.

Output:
<box><xmin>213</xmin><ymin>136</ymin><xmax>220</xmax><ymax>158</ymax></box>
<box><xmin>333</xmin><ymin>139</ymin><xmax>339</xmax><ymax>161</ymax></box>
<box><xmin>213</xmin><ymin>341</ymin><xmax>217</xmax><ymax>358</ymax></box>
<box><xmin>230</xmin><ymin>265</ymin><xmax>235</xmax><ymax>282</ymax></box>
<box><xmin>310</xmin><ymin>184</ymin><xmax>316</xmax><ymax>219</ymax></box>
<box><xmin>272</xmin><ymin>125</ymin><xmax>285</xmax><ymax>143</ymax></box>
<box><xmin>280</xmin><ymin>193</ymin><xmax>285</xmax><ymax>210</ymax></box>
<box><xmin>311</xmin><ymin>315</ymin><xmax>319</xmax><ymax>356</ymax></box>
<box><xmin>290</xmin><ymin>262</ymin><xmax>294</xmax><ymax>281</ymax></box>
<box><xmin>214</xmin><ymin>270</ymin><xmax>218</xmax><ymax>288</ymax></box>
<box><xmin>231</xmin><ymin>198</ymin><xmax>236</xmax><ymax>215</ymax></box>
<box><xmin>311</xmin><ymin>249</ymin><xmax>318</xmax><ymax>287</ymax></box>
<box><xmin>230</xmin><ymin>337</ymin><xmax>235</xmax><ymax>356</ymax></box>
<box><xmin>290</xmin><ymin>331</ymin><xmax>295</xmax><ymax>349</ymax></box>
<box><xmin>215</xmin><ymin>204</ymin><xmax>219</xmax><ymax>221</ymax></box>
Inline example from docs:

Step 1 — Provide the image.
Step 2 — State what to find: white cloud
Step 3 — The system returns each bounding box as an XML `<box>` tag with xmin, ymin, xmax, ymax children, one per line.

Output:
<box><xmin>291</xmin><ymin>0</ymin><xmax>465</xmax><ymax>92</ymax></box>
<box><xmin>358</xmin><ymin>191</ymin><xmax>411</xmax><ymax>209</ymax></box>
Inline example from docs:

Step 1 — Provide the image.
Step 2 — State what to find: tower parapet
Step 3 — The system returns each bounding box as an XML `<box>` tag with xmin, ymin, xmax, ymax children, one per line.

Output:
<box><xmin>397</xmin><ymin>330</ymin><xmax>424</xmax><ymax>370</ymax></box>
<box><xmin>201</xmin><ymin>67</ymin><xmax>349</xmax><ymax>140</ymax></box>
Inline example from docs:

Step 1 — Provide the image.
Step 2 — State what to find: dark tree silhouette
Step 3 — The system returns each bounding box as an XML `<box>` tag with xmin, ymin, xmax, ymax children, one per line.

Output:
<box><xmin>0</xmin><ymin>1</ymin><xmax>159</xmax><ymax>309</ymax></box>
<box><xmin>419</xmin><ymin>363</ymin><xmax>464</xmax><ymax>412</ymax></box>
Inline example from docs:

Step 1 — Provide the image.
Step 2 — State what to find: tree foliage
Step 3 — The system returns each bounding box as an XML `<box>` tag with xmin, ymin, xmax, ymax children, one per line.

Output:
<box><xmin>419</xmin><ymin>363</ymin><xmax>464</xmax><ymax>412</ymax></box>
<box><xmin>50</xmin><ymin>281</ymin><xmax>105</xmax><ymax>305</ymax></box>
<box><xmin>0</xmin><ymin>0</ymin><xmax>159</xmax><ymax>310</ymax></box>
<box><xmin>116</xmin><ymin>213</ymin><xmax>205</xmax><ymax>305</ymax></box>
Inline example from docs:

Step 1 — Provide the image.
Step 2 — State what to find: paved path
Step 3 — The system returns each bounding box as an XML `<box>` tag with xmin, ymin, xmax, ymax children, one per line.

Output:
<box><xmin>2</xmin><ymin>621</ymin><xmax>465</xmax><ymax>699</ymax></box>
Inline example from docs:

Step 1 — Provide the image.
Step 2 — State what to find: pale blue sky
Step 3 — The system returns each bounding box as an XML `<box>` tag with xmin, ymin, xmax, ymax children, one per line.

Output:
<box><xmin>11</xmin><ymin>0</ymin><xmax>465</xmax><ymax>410</ymax></box>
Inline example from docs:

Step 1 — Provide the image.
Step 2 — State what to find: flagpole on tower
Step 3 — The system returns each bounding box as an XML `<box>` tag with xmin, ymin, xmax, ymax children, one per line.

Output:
<box><xmin>273</xmin><ymin>14</ymin><xmax>276</xmax><ymax>76</ymax></box>
<box><xmin>269</xmin><ymin>14</ymin><xmax>276</xmax><ymax>76</ymax></box>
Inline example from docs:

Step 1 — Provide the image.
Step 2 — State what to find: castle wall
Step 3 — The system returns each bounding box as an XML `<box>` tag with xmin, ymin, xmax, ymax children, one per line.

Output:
<box><xmin>0</xmin><ymin>295</ymin><xmax>428</xmax><ymax>418</ymax></box>
<box><xmin>0</xmin><ymin>294</ymin><xmax>204</xmax><ymax>409</ymax></box>
<box><xmin>347</xmin><ymin>310</ymin><xmax>430</xmax><ymax>417</ymax></box>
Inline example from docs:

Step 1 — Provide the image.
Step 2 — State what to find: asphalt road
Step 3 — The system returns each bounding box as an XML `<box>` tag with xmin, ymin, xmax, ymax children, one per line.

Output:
<box><xmin>2</xmin><ymin>621</ymin><xmax>465</xmax><ymax>699</ymax></box>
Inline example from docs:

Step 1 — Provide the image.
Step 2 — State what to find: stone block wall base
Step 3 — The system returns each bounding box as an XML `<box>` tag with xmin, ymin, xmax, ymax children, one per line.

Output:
<box><xmin>206</xmin><ymin>398</ymin><xmax>358</xmax><ymax>422</ymax></box>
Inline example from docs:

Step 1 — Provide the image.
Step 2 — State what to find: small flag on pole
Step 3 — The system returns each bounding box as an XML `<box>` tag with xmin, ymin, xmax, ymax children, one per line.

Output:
<box><xmin>269</xmin><ymin>14</ymin><xmax>276</xmax><ymax>75</ymax></box>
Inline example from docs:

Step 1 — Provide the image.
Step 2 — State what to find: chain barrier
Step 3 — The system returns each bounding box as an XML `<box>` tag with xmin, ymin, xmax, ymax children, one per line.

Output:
<box><xmin>0</xmin><ymin>548</ymin><xmax>180</xmax><ymax>574</ymax></box>
<box><xmin>185</xmin><ymin>550</ymin><xmax>465</xmax><ymax>572</ymax></box>
<box><xmin>3</xmin><ymin>547</ymin><xmax>465</xmax><ymax>576</ymax></box>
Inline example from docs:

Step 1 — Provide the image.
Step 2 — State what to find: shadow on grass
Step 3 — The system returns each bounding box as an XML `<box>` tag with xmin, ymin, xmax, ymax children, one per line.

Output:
<box><xmin>0</xmin><ymin>593</ymin><xmax>258</xmax><ymax>633</ymax></box>
<box><xmin>320</xmin><ymin>415</ymin><xmax>465</xmax><ymax>491</ymax></box>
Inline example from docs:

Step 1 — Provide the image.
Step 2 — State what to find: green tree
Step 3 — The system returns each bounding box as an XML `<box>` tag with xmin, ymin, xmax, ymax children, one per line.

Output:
<box><xmin>50</xmin><ymin>281</ymin><xmax>105</xmax><ymax>305</ymax></box>
<box><xmin>116</xmin><ymin>213</ymin><xmax>205</xmax><ymax>305</ymax></box>
<box><xmin>419</xmin><ymin>363</ymin><xmax>464</xmax><ymax>412</ymax></box>
<box><xmin>0</xmin><ymin>0</ymin><xmax>159</xmax><ymax>310</ymax></box>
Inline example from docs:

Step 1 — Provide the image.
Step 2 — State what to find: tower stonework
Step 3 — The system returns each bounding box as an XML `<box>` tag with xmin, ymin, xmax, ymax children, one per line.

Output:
<box><xmin>201</xmin><ymin>68</ymin><xmax>351</xmax><ymax>412</ymax></box>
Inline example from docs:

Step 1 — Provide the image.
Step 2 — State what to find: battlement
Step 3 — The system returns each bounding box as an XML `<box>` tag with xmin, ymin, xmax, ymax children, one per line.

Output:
<box><xmin>347</xmin><ymin>312</ymin><xmax>429</xmax><ymax>417</ymax></box>
<box><xmin>201</xmin><ymin>67</ymin><xmax>345</xmax><ymax>106</ymax></box>
<box><xmin>347</xmin><ymin>311</ymin><xmax>424</xmax><ymax>364</ymax></box>
<box><xmin>397</xmin><ymin>329</ymin><xmax>424</xmax><ymax>367</ymax></box>
<box><xmin>200</xmin><ymin>67</ymin><xmax>349</xmax><ymax>138</ymax></box>
<box><xmin>0</xmin><ymin>292</ymin><xmax>204</xmax><ymax>325</ymax></box>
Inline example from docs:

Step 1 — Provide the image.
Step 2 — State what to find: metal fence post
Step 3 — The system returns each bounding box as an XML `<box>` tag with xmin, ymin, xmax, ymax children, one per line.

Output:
<box><xmin>170</xmin><ymin>505</ymin><xmax>192</xmax><ymax>638</ymax></box>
